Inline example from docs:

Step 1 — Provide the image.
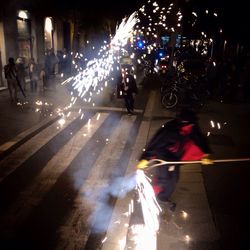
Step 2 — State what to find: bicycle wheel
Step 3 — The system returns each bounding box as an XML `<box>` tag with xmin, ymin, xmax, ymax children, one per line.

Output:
<box><xmin>162</xmin><ymin>91</ymin><xmax>178</xmax><ymax>109</ymax></box>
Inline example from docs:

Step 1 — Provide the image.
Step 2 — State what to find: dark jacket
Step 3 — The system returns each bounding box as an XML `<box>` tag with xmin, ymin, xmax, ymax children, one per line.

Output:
<box><xmin>122</xmin><ymin>74</ymin><xmax>138</xmax><ymax>95</ymax></box>
<box><xmin>4</xmin><ymin>63</ymin><xmax>17</xmax><ymax>80</ymax></box>
<box><xmin>140</xmin><ymin>119</ymin><xmax>211</xmax><ymax>162</ymax></box>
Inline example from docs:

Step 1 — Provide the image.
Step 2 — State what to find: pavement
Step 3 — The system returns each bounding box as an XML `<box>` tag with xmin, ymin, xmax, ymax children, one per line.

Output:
<box><xmin>1</xmin><ymin>74</ymin><xmax>250</xmax><ymax>249</ymax></box>
<box><xmin>101</xmin><ymin>89</ymin><xmax>220</xmax><ymax>250</ymax></box>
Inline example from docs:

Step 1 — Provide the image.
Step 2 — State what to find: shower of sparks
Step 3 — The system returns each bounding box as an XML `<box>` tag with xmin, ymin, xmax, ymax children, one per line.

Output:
<box><xmin>64</xmin><ymin>12</ymin><xmax>138</xmax><ymax>114</ymax></box>
<box><xmin>55</xmin><ymin>0</ymin><xmax>221</xmax><ymax>121</ymax></box>
<box><xmin>36</xmin><ymin>1</ymin><xmax>226</xmax><ymax>248</ymax></box>
<box><xmin>126</xmin><ymin>169</ymin><xmax>161</xmax><ymax>250</ymax></box>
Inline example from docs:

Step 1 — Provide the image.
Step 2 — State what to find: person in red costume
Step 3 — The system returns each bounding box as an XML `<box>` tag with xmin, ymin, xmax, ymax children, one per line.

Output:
<box><xmin>137</xmin><ymin>108</ymin><xmax>213</xmax><ymax>211</ymax></box>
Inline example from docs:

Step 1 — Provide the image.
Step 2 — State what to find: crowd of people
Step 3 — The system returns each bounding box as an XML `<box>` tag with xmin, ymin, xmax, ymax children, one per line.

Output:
<box><xmin>3</xmin><ymin>48</ymin><xmax>72</xmax><ymax>103</ymax></box>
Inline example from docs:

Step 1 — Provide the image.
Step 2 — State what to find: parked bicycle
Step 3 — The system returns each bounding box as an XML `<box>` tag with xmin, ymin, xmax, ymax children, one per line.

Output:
<box><xmin>161</xmin><ymin>72</ymin><xmax>210</xmax><ymax>110</ymax></box>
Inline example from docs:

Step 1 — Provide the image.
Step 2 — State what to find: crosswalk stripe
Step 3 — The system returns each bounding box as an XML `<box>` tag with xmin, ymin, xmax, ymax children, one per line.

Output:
<box><xmin>10</xmin><ymin>112</ymin><xmax>123</xmax><ymax>249</ymax></box>
<box><xmin>0</xmin><ymin>113</ymin><xmax>109</xmax><ymax>234</ymax></box>
<box><xmin>0</xmin><ymin>115</ymin><xmax>60</xmax><ymax>159</ymax></box>
<box><xmin>76</xmin><ymin>105</ymin><xmax>144</xmax><ymax>113</ymax></box>
<box><xmin>101</xmin><ymin>119</ymin><xmax>151</xmax><ymax>249</ymax></box>
<box><xmin>0</xmin><ymin>112</ymin><xmax>80</xmax><ymax>182</ymax></box>
<box><xmin>56</xmin><ymin>114</ymin><xmax>137</xmax><ymax>249</ymax></box>
<box><xmin>0</xmin><ymin>101</ymin><xmax>150</xmax><ymax>249</ymax></box>
<box><xmin>100</xmin><ymin>91</ymin><xmax>156</xmax><ymax>249</ymax></box>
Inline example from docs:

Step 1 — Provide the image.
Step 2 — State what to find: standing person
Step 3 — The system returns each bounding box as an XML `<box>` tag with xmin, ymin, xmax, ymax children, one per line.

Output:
<box><xmin>40</xmin><ymin>68</ymin><xmax>47</xmax><ymax>90</ymax></box>
<box><xmin>28</xmin><ymin>58</ymin><xmax>38</xmax><ymax>92</ymax></box>
<box><xmin>62</xmin><ymin>48</ymin><xmax>71</xmax><ymax>76</ymax></box>
<box><xmin>136</xmin><ymin>108</ymin><xmax>213</xmax><ymax>211</ymax></box>
<box><xmin>44</xmin><ymin>48</ymin><xmax>58</xmax><ymax>89</ymax></box>
<box><xmin>121</xmin><ymin>67</ymin><xmax>138</xmax><ymax>115</ymax></box>
<box><xmin>4</xmin><ymin>57</ymin><xmax>18</xmax><ymax>102</ymax></box>
<box><xmin>205</xmin><ymin>57</ymin><xmax>217</xmax><ymax>99</ymax></box>
<box><xmin>16</xmin><ymin>57</ymin><xmax>26</xmax><ymax>91</ymax></box>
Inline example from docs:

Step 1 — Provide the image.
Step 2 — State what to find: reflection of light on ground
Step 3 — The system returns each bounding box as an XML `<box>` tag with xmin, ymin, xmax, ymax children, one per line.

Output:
<box><xmin>35</xmin><ymin>100</ymin><xmax>43</xmax><ymax>106</ymax></box>
<box><xmin>118</xmin><ymin>237</ymin><xmax>126</xmax><ymax>249</ymax></box>
<box><xmin>129</xmin><ymin>224</ymin><xmax>157</xmax><ymax>250</ymax></box>
<box><xmin>87</xmin><ymin>119</ymin><xmax>92</xmax><ymax>130</ymax></box>
<box><xmin>130</xmin><ymin>170</ymin><xmax>160</xmax><ymax>250</ymax></box>
<box><xmin>181</xmin><ymin>210</ymin><xmax>188</xmax><ymax>219</ymax></box>
<box><xmin>58</xmin><ymin>118</ymin><xmax>66</xmax><ymax>127</ymax></box>
<box><xmin>185</xmin><ymin>234</ymin><xmax>191</xmax><ymax>244</ymax></box>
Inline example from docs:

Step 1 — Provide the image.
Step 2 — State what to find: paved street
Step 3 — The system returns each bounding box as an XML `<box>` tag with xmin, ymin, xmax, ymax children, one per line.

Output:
<box><xmin>0</xmin><ymin>76</ymin><xmax>250</xmax><ymax>250</ymax></box>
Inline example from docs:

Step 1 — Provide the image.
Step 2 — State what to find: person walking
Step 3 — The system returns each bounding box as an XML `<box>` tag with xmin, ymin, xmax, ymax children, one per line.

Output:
<box><xmin>4</xmin><ymin>57</ymin><xmax>18</xmax><ymax>103</ymax></box>
<box><xmin>28</xmin><ymin>58</ymin><xmax>38</xmax><ymax>92</ymax></box>
<box><xmin>136</xmin><ymin>108</ymin><xmax>213</xmax><ymax>211</ymax></box>
<box><xmin>16</xmin><ymin>57</ymin><xmax>26</xmax><ymax>91</ymax></box>
<box><xmin>121</xmin><ymin>67</ymin><xmax>138</xmax><ymax>115</ymax></box>
<box><xmin>44</xmin><ymin>48</ymin><xmax>58</xmax><ymax>90</ymax></box>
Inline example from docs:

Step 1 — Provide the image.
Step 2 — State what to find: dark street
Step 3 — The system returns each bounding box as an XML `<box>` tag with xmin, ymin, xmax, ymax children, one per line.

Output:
<box><xmin>1</xmin><ymin>0</ymin><xmax>250</xmax><ymax>249</ymax></box>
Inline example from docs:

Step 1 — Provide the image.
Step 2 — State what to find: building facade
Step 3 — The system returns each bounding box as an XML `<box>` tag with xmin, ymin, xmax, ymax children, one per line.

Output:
<box><xmin>0</xmin><ymin>2</ymin><xmax>76</xmax><ymax>86</ymax></box>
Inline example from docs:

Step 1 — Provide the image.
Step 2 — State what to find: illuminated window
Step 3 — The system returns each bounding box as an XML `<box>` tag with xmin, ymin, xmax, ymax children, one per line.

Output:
<box><xmin>44</xmin><ymin>17</ymin><xmax>53</xmax><ymax>50</ymax></box>
<box><xmin>18</xmin><ymin>10</ymin><xmax>29</xmax><ymax>20</ymax></box>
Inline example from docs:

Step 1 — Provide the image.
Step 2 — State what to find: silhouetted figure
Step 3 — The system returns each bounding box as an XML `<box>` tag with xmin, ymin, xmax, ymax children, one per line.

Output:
<box><xmin>136</xmin><ymin>108</ymin><xmax>212</xmax><ymax>211</ymax></box>
<box><xmin>28</xmin><ymin>58</ymin><xmax>38</xmax><ymax>92</ymax></box>
<box><xmin>4</xmin><ymin>57</ymin><xmax>18</xmax><ymax>102</ymax></box>
<box><xmin>16</xmin><ymin>57</ymin><xmax>26</xmax><ymax>91</ymax></box>
<box><xmin>121</xmin><ymin>67</ymin><xmax>138</xmax><ymax>115</ymax></box>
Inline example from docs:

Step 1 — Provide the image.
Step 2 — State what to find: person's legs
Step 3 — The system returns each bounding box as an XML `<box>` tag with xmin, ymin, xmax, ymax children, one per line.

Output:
<box><xmin>156</xmin><ymin>165</ymin><xmax>180</xmax><ymax>211</ymax></box>
<box><xmin>13</xmin><ymin>80</ymin><xmax>18</xmax><ymax>101</ymax></box>
<box><xmin>124</xmin><ymin>96</ymin><xmax>132</xmax><ymax>114</ymax></box>
<box><xmin>126</xmin><ymin>94</ymin><xmax>135</xmax><ymax>114</ymax></box>
<box><xmin>34</xmin><ymin>80</ymin><xmax>37</xmax><ymax>91</ymax></box>
<box><xmin>7</xmin><ymin>80</ymin><xmax>14</xmax><ymax>102</ymax></box>
<box><xmin>30</xmin><ymin>79</ymin><xmax>34</xmax><ymax>92</ymax></box>
<box><xmin>130</xmin><ymin>94</ymin><xmax>135</xmax><ymax>112</ymax></box>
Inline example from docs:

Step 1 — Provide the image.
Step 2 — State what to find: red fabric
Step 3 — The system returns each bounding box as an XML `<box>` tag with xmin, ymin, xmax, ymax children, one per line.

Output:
<box><xmin>180</xmin><ymin>124</ymin><xmax>205</xmax><ymax>160</ymax></box>
<box><xmin>152</xmin><ymin>124</ymin><xmax>205</xmax><ymax>195</ymax></box>
<box><xmin>153</xmin><ymin>184</ymin><xmax>162</xmax><ymax>196</ymax></box>
<box><xmin>180</xmin><ymin>124</ymin><xmax>193</xmax><ymax>135</ymax></box>
<box><xmin>181</xmin><ymin>140</ymin><xmax>205</xmax><ymax>160</ymax></box>
<box><xmin>152</xmin><ymin>177</ymin><xmax>162</xmax><ymax>195</ymax></box>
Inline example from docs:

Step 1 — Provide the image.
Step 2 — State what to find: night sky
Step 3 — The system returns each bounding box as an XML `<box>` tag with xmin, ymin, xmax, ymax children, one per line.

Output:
<box><xmin>68</xmin><ymin>0</ymin><xmax>249</xmax><ymax>43</ymax></box>
<box><xmin>5</xmin><ymin>0</ymin><xmax>249</xmax><ymax>44</ymax></box>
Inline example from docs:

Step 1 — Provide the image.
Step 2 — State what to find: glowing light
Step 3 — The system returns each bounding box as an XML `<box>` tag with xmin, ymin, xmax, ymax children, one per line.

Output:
<box><xmin>58</xmin><ymin>118</ymin><xmax>65</xmax><ymax>127</ymax></box>
<box><xmin>45</xmin><ymin>17</ymin><xmax>53</xmax><ymax>32</ymax></box>
<box><xmin>181</xmin><ymin>210</ymin><xmax>188</xmax><ymax>219</ymax></box>
<box><xmin>185</xmin><ymin>235</ymin><xmax>191</xmax><ymax>243</ymax></box>
<box><xmin>18</xmin><ymin>10</ymin><xmax>29</xmax><ymax>19</ymax></box>
<box><xmin>115</xmin><ymin>169</ymin><xmax>161</xmax><ymax>249</ymax></box>
<box><xmin>36</xmin><ymin>100</ymin><xmax>43</xmax><ymax>106</ymax></box>
<box><xmin>192</xmin><ymin>12</ymin><xmax>197</xmax><ymax>17</ymax></box>
<box><xmin>101</xmin><ymin>237</ymin><xmax>107</xmax><ymax>243</ymax></box>
<box><xmin>210</xmin><ymin>120</ymin><xmax>215</xmax><ymax>128</ymax></box>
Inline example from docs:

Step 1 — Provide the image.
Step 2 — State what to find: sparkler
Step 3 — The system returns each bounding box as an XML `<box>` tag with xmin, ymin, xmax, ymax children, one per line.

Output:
<box><xmin>56</xmin><ymin>0</ymin><xmax>222</xmax><ymax>122</ymax></box>
<box><xmin>124</xmin><ymin>169</ymin><xmax>161</xmax><ymax>250</ymax></box>
<box><xmin>64</xmin><ymin>12</ymin><xmax>139</xmax><ymax>113</ymax></box>
<box><xmin>142</xmin><ymin>158</ymin><xmax>250</xmax><ymax>169</ymax></box>
<box><xmin>127</xmin><ymin>155</ymin><xmax>250</xmax><ymax>248</ymax></box>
